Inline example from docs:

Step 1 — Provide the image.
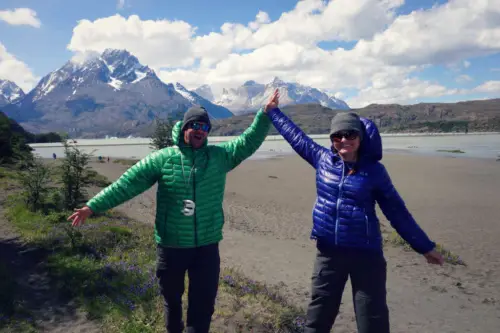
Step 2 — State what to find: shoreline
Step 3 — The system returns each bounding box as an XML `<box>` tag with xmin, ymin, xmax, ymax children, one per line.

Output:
<box><xmin>31</xmin><ymin>142</ymin><xmax>500</xmax><ymax>164</ymax></box>
<box><xmin>28</xmin><ymin>131</ymin><xmax>500</xmax><ymax>148</ymax></box>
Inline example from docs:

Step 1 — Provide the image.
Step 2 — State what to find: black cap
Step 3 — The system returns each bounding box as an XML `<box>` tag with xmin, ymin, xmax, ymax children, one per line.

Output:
<box><xmin>181</xmin><ymin>106</ymin><xmax>211</xmax><ymax>132</ymax></box>
<box><xmin>329</xmin><ymin>112</ymin><xmax>364</xmax><ymax>141</ymax></box>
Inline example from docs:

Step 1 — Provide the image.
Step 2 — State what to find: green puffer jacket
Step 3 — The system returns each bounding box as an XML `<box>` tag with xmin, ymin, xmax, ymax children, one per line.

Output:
<box><xmin>86</xmin><ymin>109</ymin><xmax>271</xmax><ymax>248</ymax></box>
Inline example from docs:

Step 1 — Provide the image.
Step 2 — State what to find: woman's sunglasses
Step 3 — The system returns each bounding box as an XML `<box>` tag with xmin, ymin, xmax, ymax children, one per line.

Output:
<box><xmin>331</xmin><ymin>130</ymin><xmax>359</xmax><ymax>142</ymax></box>
<box><xmin>190</xmin><ymin>122</ymin><xmax>210</xmax><ymax>132</ymax></box>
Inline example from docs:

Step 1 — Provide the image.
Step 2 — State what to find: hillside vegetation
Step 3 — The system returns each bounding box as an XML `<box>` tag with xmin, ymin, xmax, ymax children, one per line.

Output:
<box><xmin>209</xmin><ymin>98</ymin><xmax>500</xmax><ymax>136</ymax></box>
<box><xmin>0</xmin><ymin>111</ymin><xmax>64</xmax><ymax>164</ymax></box>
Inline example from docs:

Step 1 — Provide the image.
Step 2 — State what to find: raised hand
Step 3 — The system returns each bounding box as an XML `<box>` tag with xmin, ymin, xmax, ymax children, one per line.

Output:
<box><xmin>264</xmin><ymin>88</ymin><xmax>280</xmax><ymax>113</ymax></box>
<box><xmin>67</xmin><ymin>206</ymin><xmax>93</xmax><ymax>226</ymax></box>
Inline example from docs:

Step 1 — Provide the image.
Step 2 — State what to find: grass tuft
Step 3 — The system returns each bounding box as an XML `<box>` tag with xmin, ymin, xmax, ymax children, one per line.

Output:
<box><xmin>384</xmin><ymin>231</ymin><xmax>466</xmax><ymax>266</ymax></box>
<box><xmin>436</xmin><ymin>149</ymin><xmax>465</xmax><ymax>154</ymax></box>
<box><xmin>113</xmin><ymin>159</ymin><xmax>140</xmax><ymax>166</ymax></box>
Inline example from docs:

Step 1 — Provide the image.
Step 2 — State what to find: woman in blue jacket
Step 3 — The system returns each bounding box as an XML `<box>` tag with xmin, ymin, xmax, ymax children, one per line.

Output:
<box><xmin>266</xmin><ymin>102</ymin><xmax>444</xmax><ymax>333</ymax></box>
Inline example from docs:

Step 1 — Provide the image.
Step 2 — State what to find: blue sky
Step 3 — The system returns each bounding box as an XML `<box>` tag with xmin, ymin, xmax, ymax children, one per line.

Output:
<box><xmin>1</xmin><ymin>0</ymin><xmax>499</xmax><ymax>107</ymax></box>
<box><xmin>1</xmin><ymin>0</ymin><xmax>301</xmax><ymax>76</ymax></box>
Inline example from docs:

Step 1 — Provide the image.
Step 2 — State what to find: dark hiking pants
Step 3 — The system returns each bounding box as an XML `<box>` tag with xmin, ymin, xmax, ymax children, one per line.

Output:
<box><xmin>304</xmin><ymin>242</ymin><xmax>390</xmax><ymax>333</ymax></box>
<box><xmin>156</xmin><ymin>243</ymin><xmax>220</xmax><ymax>333</ymax></box>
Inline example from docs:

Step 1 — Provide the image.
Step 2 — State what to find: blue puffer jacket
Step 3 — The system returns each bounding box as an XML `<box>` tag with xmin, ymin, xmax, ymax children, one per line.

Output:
<box><xmin>267</xmin><ymin>108</ymin><xmax>436</xmax><ymax>254</ymax></box>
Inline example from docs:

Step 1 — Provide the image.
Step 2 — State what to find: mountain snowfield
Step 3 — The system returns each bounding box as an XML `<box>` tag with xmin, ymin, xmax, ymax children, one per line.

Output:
<box><xmin>193</xmin><ymin>84</ymin><xmax>215</xmax><ymax>102</ymax></box>
<box><xmin>212</xmin><ymin>77</ymin><xmax>350</xmax><ymax>115</ymax></box>
<box><xmin>173</xmin><ymin>82</ymin><xmax>233</xmax><ymax>120</ymax></box>
<box><xmin>0</xmin><ymin>79</ymin><xmax>25</xmax><ymax>107</ymax></box>
<box><xmin>1</xmin><ymin>49</ymin><xmax>234</xmax><ymax>136</ymax></box>
<box><xmin>0</xmin><ymin>48</ymin><xmax>350</xmax><ymax>136</ymax></box>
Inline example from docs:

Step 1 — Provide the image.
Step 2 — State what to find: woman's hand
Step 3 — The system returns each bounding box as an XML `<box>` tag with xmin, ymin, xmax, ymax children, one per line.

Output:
<box><xmin>67</xmin><ymin>206</ymin><xmax>93</xmax><ymax>226</ymax></box>
<box><xmin>264</xmin><ymin>88</ymin><xmax>280</xmax><ymax>113</ymax></box>
<box><xmin>424</xmin><ymin>249</ymin><xmax>445</xmax><ymax>265</ymax></box>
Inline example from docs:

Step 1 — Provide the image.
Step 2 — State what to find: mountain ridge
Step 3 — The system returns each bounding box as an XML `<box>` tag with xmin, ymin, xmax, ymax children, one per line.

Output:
<box><xmin>2</xmin><ymin>49</ymin><xmax>233</xmax><ymax>137</ymax></box>
<box><xmin>207</xmin><ymin>98</ymin><xmax>500</xmax><ymax>136</ymax></box>
<box><xmin>211</xmin><ymin>76</ymin><xmax>350</xmax><ymax>115</ymax></box>
<box><xmin>1</xmin><ymin>48</ymin><xmax>499</xmax><ymax>138</ymax></box>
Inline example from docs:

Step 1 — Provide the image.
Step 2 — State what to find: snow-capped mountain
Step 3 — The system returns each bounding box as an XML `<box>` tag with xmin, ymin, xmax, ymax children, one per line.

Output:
<box><xmin>194</xmin><ymin>84</ymin><xmax>214</xmax><ymax>102</ymax></box>
<box><xmin>216</xmin><ymin>77</ymin><xmax>350</xmax><ymax>115</ymax></box>
<box><xmin>3</xmin><ymin>49</ymin><xmax>232</xmax><ymax>136</ymax></box>
<box><xmin>0</xmin><ymin>80</ymin><xmax>25</xmax><ymax>107</ymax></box>
<box><xmin>174</xmin><ymin>83</ymin><xmax>232</xmax><ymax>119</ymax></box>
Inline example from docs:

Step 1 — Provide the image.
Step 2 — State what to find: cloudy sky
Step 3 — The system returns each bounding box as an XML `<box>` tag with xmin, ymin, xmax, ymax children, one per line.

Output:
<box><xmin>1</xmin><ymin>0</ymin><xmax>499</xmax><ymax>107</ymax></box>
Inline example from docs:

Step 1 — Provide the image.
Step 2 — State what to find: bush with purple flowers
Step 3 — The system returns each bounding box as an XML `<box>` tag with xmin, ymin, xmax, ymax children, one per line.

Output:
<box><xmin>1</xmin><ymin>166</ymin><xmax>308</xmax><ymax>333</ymax></box>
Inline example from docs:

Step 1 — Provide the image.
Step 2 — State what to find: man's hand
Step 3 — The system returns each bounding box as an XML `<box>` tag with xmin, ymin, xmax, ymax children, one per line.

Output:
<box><xmin>67</xmin><ymin>206</ymin><xmax>93</xmax><ymax>226</ymax></box>
<box><xmin>424</xmin><ymin>249</ymin><xmax>444</xmax><ymax>265</ymax></box>
<box><xmin>264</xmin><ymin>88</ymin><xmax>280</xmax><ymax>113</ymax></box>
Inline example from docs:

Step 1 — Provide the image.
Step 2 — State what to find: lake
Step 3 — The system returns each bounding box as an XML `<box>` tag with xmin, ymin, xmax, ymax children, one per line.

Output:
<box><xmin>29</xmin><ymin>133</ymin><xmax>500</xmax><ymax>161</ymax></box>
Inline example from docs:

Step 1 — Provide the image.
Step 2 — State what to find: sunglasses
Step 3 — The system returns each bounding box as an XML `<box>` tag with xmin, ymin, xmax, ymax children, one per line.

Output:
<box><xmin>190</xmin><ymin>121</ymin><xmax>210</xmax><ymax>132</ymax></box>
<box><xmin>331</xmin><ymin>130</ymin><xmax>359</xmax><ymax>142</ymax></box>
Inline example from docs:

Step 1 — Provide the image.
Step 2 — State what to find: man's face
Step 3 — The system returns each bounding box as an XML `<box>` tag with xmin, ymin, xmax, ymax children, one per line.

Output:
<box><xmin>184</xmin><ymin>121</ymin><xmax>210</xmax><ymax>149</ymax></box>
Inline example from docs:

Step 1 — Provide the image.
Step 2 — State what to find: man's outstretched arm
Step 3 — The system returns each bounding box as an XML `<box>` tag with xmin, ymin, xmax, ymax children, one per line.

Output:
<box><xmin>86</xmin><ymin>150</ymin><xmax>165</xmax><ymax>213</ymax></box>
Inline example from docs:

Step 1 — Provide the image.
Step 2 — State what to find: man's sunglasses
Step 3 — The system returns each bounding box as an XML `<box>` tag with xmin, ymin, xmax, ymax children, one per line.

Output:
<box><xmin>190</xmin><ymin>122</ymin><xmax>210</xmax><ymax>132</ymax></box>
<box><xmin>331</xmin><ymin>130</ymin><xmax>359</xmax><ymax>142</ymax></box>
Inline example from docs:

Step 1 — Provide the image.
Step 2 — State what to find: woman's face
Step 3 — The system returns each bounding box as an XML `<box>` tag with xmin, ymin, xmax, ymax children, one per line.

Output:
<box><xmin>331</xmin><ymin>130</ymin><xmax>361</xmax><ymax>155</ymax></box>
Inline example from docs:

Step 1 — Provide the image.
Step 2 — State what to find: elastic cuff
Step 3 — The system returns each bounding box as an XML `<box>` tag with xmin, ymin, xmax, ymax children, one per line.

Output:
<box><xmin>415</xmin><ymin>241</ymin><xmax>436</xmax><ymax>254</ymax></box>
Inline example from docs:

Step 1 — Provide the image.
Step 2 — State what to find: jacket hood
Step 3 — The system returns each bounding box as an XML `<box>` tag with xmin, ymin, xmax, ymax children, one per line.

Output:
<box><xmin>331</xmin><ymin>116</ymin><xmax>382</xmax><ymax>163</ymax></box>
<box><xmin>358</xmin><ymin>117</ymin><xmax>383</xmax><ymax>162</ymax></box>
<box><xmin>172</xmin><ymin>121</ymin><xmax>182</xmax><ymax>145</ymax></box>
<box><xmin>172</xmin><ymin>120</ymin><xmax>208</xmax><ymax>148</ymax></box>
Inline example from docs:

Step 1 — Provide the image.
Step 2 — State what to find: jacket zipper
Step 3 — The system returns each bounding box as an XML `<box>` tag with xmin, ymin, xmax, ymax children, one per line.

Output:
<box><xmin>334</xmin><ymin>161</ymin><xmax>346</xmax><ymax>245</ymax></box>
<box><xmin>193</xmin><ymin>151</ymin><xmax>198</xmax><ymax>247</ymax></box>
<box><xmin>365</xmin><ymin>213</ymin><xmax>370</xmax><ymax>244</ymax></box>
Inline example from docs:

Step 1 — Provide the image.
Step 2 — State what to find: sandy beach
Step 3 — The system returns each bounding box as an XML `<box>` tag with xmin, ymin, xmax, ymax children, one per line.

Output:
<box><xmin>88</xmin><ymin>152</ymin><xmax>500</xmax><ymax>333</ymax></box>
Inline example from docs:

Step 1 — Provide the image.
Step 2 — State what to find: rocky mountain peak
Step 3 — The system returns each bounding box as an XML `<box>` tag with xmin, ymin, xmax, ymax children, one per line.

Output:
<box><xmin>0</xmin><ymin>79</ymin><xmax>25</xmax><ymax>106</ymax></box>
<box><xmin>194</xmin><ymin>84</ymin><xmax>214</xmax><ymax>102</ymax></box>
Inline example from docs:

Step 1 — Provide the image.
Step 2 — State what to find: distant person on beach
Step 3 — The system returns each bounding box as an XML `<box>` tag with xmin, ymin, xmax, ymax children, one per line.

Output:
<box><xmin>67</xmin><ymin>93</ymin><xmax>278</xmax><ymax>333</ymax></box>
<box><xmin>265</xmin><ymin>106</ymin><xmax>444</xmax><ymax>333</ymax></box>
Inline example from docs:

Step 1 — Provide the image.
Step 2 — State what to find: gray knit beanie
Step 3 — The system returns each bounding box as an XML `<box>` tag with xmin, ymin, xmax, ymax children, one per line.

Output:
<box><xmin>329</xmin><ymin>112</ymin><xmax>364</xmax><ymax>141</ymax></box>
<box><xmin>181</xmin><ymin>106</ymin><xmax>211</xmax><ymax>132</ymax></box>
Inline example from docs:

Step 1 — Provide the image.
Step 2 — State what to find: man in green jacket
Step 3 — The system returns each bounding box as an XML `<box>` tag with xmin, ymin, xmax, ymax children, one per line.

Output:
<box><xmin>68</xmin><ymin>89</ymin><xmax>280</xmax><ymax>333</ymax></box>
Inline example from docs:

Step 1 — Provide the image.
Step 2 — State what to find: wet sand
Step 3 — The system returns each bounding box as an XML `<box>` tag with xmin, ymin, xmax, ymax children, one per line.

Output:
<box><xmin>88</xmin><ymin>152</ymin><xmax>500</xmax><ymax>333</ymax></box>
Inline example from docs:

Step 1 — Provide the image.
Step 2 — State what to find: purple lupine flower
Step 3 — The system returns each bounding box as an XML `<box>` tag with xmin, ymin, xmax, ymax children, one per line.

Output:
<box><xmin>294</xmin><ymin>316</ymin><xmax>306</xmax><ymax>328</ymax></box>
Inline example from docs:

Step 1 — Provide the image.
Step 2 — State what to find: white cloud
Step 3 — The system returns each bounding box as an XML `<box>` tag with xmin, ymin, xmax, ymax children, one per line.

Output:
<box><xmin>117</xmin><ymin>0</ymin><xmax>125</xmax><ymax>10</ymax></box>
<box><xmin>248</xmin><ymin>0</ymin><xmax>403</xmax><ymax>47</ymax></box>
<box><xmin>0</xmin><ymin>43</ymin><xmax>39</xmax><ymax>92</ymax></box>
<box><xmin>346</xmin><ymin>77</ymin><xmax>459</xmax><ymax>107</ymax></box>
<box><xmin>65</xmin><ymin>0</ymin><xmax>500</xmax><ymax>107</ymax></box>
<box><xmin>70</xmin><ymin>50</ymin><xmax>101</xmax><ymax>65</ymax></box>
<box><xmin>67</xmin><ymin>14</ymin><xmax>196</xmax><ymax>68</ymax></box>
<box><xmin>473</xmin><ymin>81</ymin><xmax>500</xmax><ymax>93</ymax></box>
<box><xmin>0</xmin><ymin>8</ymin><xmax>41</xmax><ymax>28</ymax></box>
<box><xmin>248</xmin><ymin>11</ymin><xmax>271</xmax><ymax>30</ymax></box>
<box><xmin>355</xmin><ymin>0</ymin><xmax>500</xmax><ymax>66</ymax></box>
<box><xmin>189</xmin><ymin>0</ymin><xmax>404</xmax><ymax>66</ymax></box>
<box><xmin>448</xmin><ymin>60</ymin><xmax>472</xmax><ymax>73</ymax></box>
<box><xmin>456</xmin><ymin>74</ymin><xmax>473</xmax><ymax>83</ymax></box>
